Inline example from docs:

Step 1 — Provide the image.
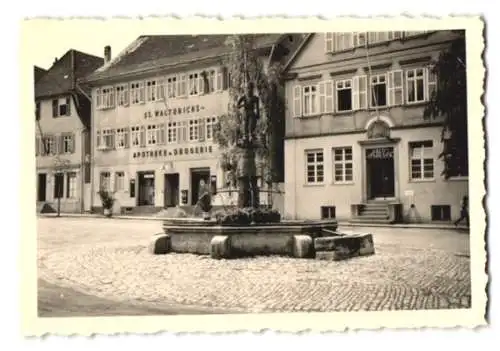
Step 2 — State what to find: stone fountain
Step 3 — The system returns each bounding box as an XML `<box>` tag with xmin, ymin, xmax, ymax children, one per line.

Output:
<box><xmin>150</xmin><ymin>82</ymin><xmax>374</xmax><ymax>261</ymax></box>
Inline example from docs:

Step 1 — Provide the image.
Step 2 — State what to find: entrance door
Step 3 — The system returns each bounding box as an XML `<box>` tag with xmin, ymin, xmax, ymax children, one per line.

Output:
<box><xmin>37</xmin><ymin>173</ymin><xmax>47</xmax><ymax>202</ymax></box>
<box><xmin>366</xmin><ymin>147</ymin><xmax>395</xmax><ymax>199</ymax></box>
<box><xmin>137</xmin><ymin>171</ymin><xmax>155</xmax><ymax>206</ymax></box>
<box><xmin>190</xmin><ymin>168</ymin><xmax>210</xmax><ymax>205</ymax></box>
<box><xmin>164</xmin><ymin>173</ymin><xmax>180</xmax><ymax>208</ymax></box>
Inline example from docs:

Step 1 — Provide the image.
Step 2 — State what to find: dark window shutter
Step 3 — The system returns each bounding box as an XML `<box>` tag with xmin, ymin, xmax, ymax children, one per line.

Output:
<box><xmin>222</xmin><ymin>67</ymin><xmax>229</xmax><ymax>90</ymax></box>
<box><xmin>124</xmin><ymin>128</ymin><xmax>130</xmax><ymax>148</ymax></box>
<box><xmin>140</xmin><ymin>127</ymin><xmax>146</xmax><ymax>147</ymax></box>
<box><xmin>35</xmin><ymin>137</ymin><xmax>40</xmax><ymax>156</ymax></box>
<box><xmin>66</xmin><ymin>97</ymin><xmax>71</xmax><ymax>115</ymax></box>
<box><xmin>52</xmin><ymin>100</ymin><xmax>58</xmax><ymax>117</ymax></box>
<box><xmin>71</xmin><ymin>133</ymin><xmax>75</xmax><ymax>153</ymax></box>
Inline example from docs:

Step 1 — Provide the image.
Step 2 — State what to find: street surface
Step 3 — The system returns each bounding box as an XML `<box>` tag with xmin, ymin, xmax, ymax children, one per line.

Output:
<box><xmin>37</xmin><ymin>217</ymin><xmax>471</xmax><ymax>316</ymax></box>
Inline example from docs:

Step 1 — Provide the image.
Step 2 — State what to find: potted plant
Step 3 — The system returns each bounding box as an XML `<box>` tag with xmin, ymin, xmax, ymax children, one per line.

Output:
<box><xmin>98</xmin><ymin>190</ymin><xmax>115</xmax><ymax>217</ymax></box>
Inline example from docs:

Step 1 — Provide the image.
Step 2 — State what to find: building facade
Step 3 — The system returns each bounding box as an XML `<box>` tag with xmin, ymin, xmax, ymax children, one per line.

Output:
<box><xmin>283</xmin><ymin>31</ymin><xmax>468</xmax><ymax>223</ymax></box>
<box><xmin>35</xmin><ymin>50</ymin><xmax>104</xmax><ymax>213</ymax></box>
<box><xmin>84</xmin><ymin>34</ymin><xmax>304</xmax><ymax>215</ymax></box>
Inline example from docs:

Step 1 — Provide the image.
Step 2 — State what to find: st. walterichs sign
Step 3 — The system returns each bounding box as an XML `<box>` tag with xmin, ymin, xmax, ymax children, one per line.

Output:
<box><xmin>144</xmin><ymin>104</ymin><xmax>205</xmax><ymax>119</ymax></box>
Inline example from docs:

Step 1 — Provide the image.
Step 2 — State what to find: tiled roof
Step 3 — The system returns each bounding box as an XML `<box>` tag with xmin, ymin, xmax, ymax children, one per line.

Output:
<box><xmin>34</xmin><ymin>66</ymin><xmax>47</xmax><ymax>83</ymax></box>
<box><xmin>85</xmin><ymin>34</ymin><xmax>283</xmax><ymax>83</ymax></box>
<box><xmin>35</xmin><ymin>50</ymin><xmax>104</xmax><ymax>99</ymax></box>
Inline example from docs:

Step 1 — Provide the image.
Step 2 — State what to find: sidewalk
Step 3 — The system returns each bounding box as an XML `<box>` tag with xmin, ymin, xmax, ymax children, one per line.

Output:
<box><xmin>38</xmin><ymin>212</ymin><xmax>470</xmax><ymax>231</ymax></box>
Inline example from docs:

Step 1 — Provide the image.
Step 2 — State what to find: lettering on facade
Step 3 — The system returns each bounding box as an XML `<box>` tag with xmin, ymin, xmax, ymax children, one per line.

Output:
<box><xmin>366</xmin><ymin>147</ymin><xmax>394</xmax><ymax>160</ymax></box>
<box><xmin>144</xmin><ymin>104</ymin><xmax>205</xmax><ymax>119</ymax></box>
<box><xmin>132</xmin><ymin>145</ymin><xmax>213</xmax><ymax>159</ymax></box>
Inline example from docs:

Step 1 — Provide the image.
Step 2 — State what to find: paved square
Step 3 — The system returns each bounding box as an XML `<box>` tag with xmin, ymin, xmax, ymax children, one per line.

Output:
<box><xmin>37</xmin><ymin>217</ymin><xmax>471</xmax><ymax>313</ymax></box>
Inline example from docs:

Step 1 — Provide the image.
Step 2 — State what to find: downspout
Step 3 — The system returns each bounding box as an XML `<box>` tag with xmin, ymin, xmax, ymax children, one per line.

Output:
<box><xmin>266</xmin><ymin>43</ymin><xmax>276</xmax><ymax>207</ymax></box>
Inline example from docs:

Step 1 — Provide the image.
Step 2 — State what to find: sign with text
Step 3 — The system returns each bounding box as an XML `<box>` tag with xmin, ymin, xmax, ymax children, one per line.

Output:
<box><xmin>366</xmin><ymin>147</ymin><xmax>394</xmax><ymax>160</ymax></box>
<box><xmin>132</xmin><ymin>145</ymin><xmax>214</xmax><ymax>159</ymax></box>
<box><xmin>144</xmin><ymin>104</ymin><xmax>205</xmax><ymax>119</ymax></box>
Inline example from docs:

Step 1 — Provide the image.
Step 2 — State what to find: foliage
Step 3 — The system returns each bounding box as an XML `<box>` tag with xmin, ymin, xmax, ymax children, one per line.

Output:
<box><xmin>424</xmin><ymin>31</ymin><xmax>468</xmax><ymax>178</ymax></box>
<box><xmin>98</xmin><ymin>190</ymin><xmax>115</xmax><ymax>210</ymax></box>
<box><xmin>213</xmin><ymin>35</ymin><xmax>285</xmax><ymax>186</ymax></box>
<box><xmin>214</xmin><ymin>207</ymin><xmax>281</xmax><ymax>226</ymax></box>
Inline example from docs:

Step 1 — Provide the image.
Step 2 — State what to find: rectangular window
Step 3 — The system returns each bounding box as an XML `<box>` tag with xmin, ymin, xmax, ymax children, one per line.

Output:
<box><xmin>96</xmin><ymin>87</ymin><xmax>114</xmax><ymax>109</ymax></box>
<box><xmin>189</xmin><ymin>119</ymin><xmax>200</xmax><ymax>141</ymax></box>
<box><xmin>130</xmin><ymin>82</ymin><xmax>145</xmax><ymax>104</ymax></box>
<box><xmin>62</xmin><ymin>134</ymin><xmax>74</xmax><ymax>153</ymax></box>
<box><xmin>42</xmin><ymin>136</ymin><xmax>55</xmax><ymax>155</ymax></box>
<box><xmin>305</xmin><ymin>150</ymin><xmax>324</xmax><ymax>184</ymax></box>
<box><xmin>321</xmin><ymin>206</ymin><xmax>336</xmax><ymax>219</ymax></box>
<box><xmin>333</xmin><ymin>147</ymin><xmax>353</xmax><ymax>183</ymax></box>
<box><xmin>130</xmin><ymin>126</ymin><xmax>141</xmax><ymax>147</ymax></box>
<box><xmin>145</xmin><ymin>80</ymin><xmax>157</xmax><ymax>102</ymax></box>
<box><xmin>335</xmin><ymin>33</ymin><xmax>354</xmax><ymax>51</ymax></box>
<box><xmin>188</xmin><ymin>73</ymin><xmax>199</xmax><ymax>96</ymax></box>
<box><xmin>205</xmin><ymin>117</ymin><xmax>217</xmax><ymax>140</ymax></box>
<box><xmin>99</xmin><ymin>172</ymin><xmax>111</xmax><ymax>191</ymax></box>
<box><xmin>370</xmin><ymin>74</ymin><xmax>387</xmax><ymax>107</ymax></box>
<box><xmin>146</xmin><ymin>124</ymin><xmax>165</xmax><ymax>145</ymax></box>
<box><xmin>54</xmin><ymin>173</ymin><xmax>64</xmax><ymax>199</ymax></box>
<box><xmin>102</xmin><ymin>129</ymin><xmax>114</xmax><ymax>149</ymax></box>
<box><xmin>353</xmin><ymin>32</ymin><xmax>367</xmax><ymax>47</ymax></box>
<box><xmin>52</xmin><ymin>97</ymin><xmax>71</xmax><ymax>117</ymax></box>
<box><xmin>431</xmin><ymin>205</ymin><xmax>451</xmax><ymax>221</ymax></box>
<box><xmin>201</xmin><ymin>70</ymin><xmax>216</xmax><ymax>94</ymax></box>
<box><xmin>336</xmin><ymin>79</ymin><xmax>352</xmax><ymax>112</ymax></box>
<box><xmin>115</xmin><ymin>172</ymin><xmax>125</xmax><ymax>191</ymax></box>
<box><xmin>66</xmin><ymin>172</ymin><xmax>77</xmax><ymax>198</ymax></box>
<box><xmin>116</xmin><ymin>85</ymin><xmax>129</xmax><ymax>106</ymax></box>
<box><xmin>115</xmin><ymin>128</ymin><xmax>128</xmax><ymax>148</ymax></box>
<box><xmin>167</xmin><ymin>122</ymin><xmax>178</xmax><ymax>144</ymax></box>
<box><xmin>166</xmin><ymin>76</ymin><xmax>177</xmax><ymax>98</ymax></box>
<box><xmin>303</xmin><ymin>85</ymin><xmax>317</xmax><ymax>116</ymax></box>
<box><xmin>406</xmin><ymin>68</ymin><xmax>426</xmax><ymax>104</ymax></box>
<box><xmin>410</xmin><ymin>141</ymin><xmax>434</xmax><ymax>180</ymax></box>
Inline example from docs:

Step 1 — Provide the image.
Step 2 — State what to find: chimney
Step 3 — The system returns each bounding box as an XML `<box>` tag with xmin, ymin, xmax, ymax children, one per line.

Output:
<box><xmin>53</xmin><ymin>57</ymin><xmax>58</xmax><ymax>65</ymax></box>
<box><xmin>104</xmin><ymin>45</ymin><xmax>111</xmax><ymax>63</ymax></box>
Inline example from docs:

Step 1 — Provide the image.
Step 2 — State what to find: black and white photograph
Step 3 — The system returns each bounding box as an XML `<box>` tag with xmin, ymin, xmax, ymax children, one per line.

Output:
<box><xmin>20</xmin><ymin>17</ymin><xmax>486</xmax><ymax>334</ymax></box>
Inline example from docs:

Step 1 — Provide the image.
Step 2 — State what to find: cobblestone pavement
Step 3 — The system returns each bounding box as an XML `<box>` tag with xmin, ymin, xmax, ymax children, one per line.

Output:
<box><xmin>37</xmin><ymin>217</ymin><xmax>471</xmax><ymax>313</ymax></box>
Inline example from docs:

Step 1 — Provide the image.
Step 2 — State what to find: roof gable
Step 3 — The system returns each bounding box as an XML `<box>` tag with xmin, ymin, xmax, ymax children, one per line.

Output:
<box><xmin>35</xmin><ymin>50</ymin><xmax>103</xmax><ymax>99</ymax></box>
<box><xmin>34</xmin><ymin>66</ymin><xmax>47</xmax><ymax>83</ymax></box>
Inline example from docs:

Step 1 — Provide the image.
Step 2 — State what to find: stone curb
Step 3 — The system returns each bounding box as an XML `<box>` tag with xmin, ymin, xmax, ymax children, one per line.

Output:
<box><xmin>38</xmin><ymin>214</ymin><xmax>469</xmax><ymax>231</ymax></box>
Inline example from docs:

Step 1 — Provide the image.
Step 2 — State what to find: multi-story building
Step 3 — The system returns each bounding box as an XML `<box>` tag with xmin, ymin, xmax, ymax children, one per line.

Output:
<box><xmin>283</xmin><ymin>31</ymin><xmax>468</xmax><ymax>223</ymax></box>
<box><xmin>35</xmin><ymin>50</ymin><xmax>104</xmax><ymax>213</ymax></box>
<box><xmin>84</xmin><ymin>34</ymin><xmax>304</xmax><ymax>215</ymax></box>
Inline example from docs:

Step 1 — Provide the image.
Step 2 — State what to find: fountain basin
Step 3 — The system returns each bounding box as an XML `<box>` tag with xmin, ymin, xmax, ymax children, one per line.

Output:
<box><xmin>155</xmin><ymin>218</ymin><xmax>339</xmax><ymax>259</ymax></box>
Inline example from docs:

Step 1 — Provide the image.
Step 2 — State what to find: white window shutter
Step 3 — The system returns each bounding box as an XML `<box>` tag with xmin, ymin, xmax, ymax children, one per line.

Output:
<box><xmin>358</xmin><ymin>75</ymin><xmax>368</xmax><ymax>110</ymax></box>
<box><xmin>425</xmin><ymin>67</ymin><xmax>437</xmax><ymax>101</ymax></box>
<box><xmin>388</xmin><ymin>70</ymin><xmax>404</xmax><ymax>106</ymax></box>
<box><xmin>292</xmin><ymin>85</ymin><xmax>302</xmax><ymax>117</ymax></box>
<box><xmin>318</xmin><ymin>81</ymin><xmax>326</xmax><ymax>114</ymax></box>
<box><xmin>325</xmin><ymin>33</ymin><xmax>334</xmax><ymax>52</ymax></box>
<box><xmin>325</xmin><ymin>80</ymin><xmax>334</xmax><ymax>113</ymax></box>
<box><xmin>216</xmin><ymin>68</ymin><xmax>223</xmax><ymax>92</ymax></box>
<box><xmin>352</xmin><ymin>77</ymin><xmax>360</xmax><ymax>110</ymax></box>
<box><xmin>96</xmin><ymin>89</ymin><xmax>101</xmax><ymax>109</ymax></box>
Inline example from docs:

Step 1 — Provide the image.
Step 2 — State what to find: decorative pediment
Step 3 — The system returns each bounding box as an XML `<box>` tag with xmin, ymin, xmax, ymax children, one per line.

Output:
<box><xmin>367</xmin><ymin>120</ymin><xmax>391</xmax><ymax>139</ymax></box>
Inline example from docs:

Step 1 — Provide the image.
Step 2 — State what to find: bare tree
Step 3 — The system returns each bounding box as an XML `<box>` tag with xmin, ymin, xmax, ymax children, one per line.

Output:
<box><xmin>52</xmin><ymin>156</ymin><xmax>71</xmax><ymax>217</ymax></box>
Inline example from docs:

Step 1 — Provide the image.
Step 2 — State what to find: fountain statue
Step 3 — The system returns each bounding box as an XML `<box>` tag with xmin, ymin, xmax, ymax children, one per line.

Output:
<box><xmin>236</xmin><ymin>81</ymin><xmax>260</xmax><ymax>209</ymax></box>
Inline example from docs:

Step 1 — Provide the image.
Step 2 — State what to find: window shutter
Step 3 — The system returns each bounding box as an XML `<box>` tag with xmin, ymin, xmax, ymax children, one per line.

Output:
<box><xmin>110</xmin><ymin>89</ymin><xmax>115</xmax><ymax>107</ymax></box>
<box><xmin>157</xmin><ymin>79</ymin><xmax>164</xmax><ymax>101</ymax></box>
<box><xmin>96</xmin><ymin>131</ymin><xmax>101</xmax><ymax>149</ymax></box>
<box><xmin>140</xmin><ymin>126</ymin><xmax>146</xmax><ymax>147</ymax></box>
<box><xmin>325</xmin><ymin>80</ymin><xmax>334</xmax><ymax>113</ymax></box>
<box><xmin>158</xmin><ymin>125</ymin><xmax>166</xmax><ymax>145</ymax></box>
<box><xmin>110</xmin><ymin>129</ymin><xmax>116</xmax><ymax>149</ymax></box>
<box><xmin>357</xmin><ymin>75</ymin><xmax>367</xmax><ymax>110</ymax></box>
<box><xmin>52</xmin><ymin>100</ymin><xmax>58</xmax><ymax>117</ymax></box>
<box><xmin>95</xmin><ymin>89</ymin><xmax>101</xmax><ymax>109</ymax></box>
<box><xmin>124</xmin><ymin>128</ymin><xmax>130</xmax><ymax>148</ymax></box>
<box><xmin>388</xmin><ymin>70</ymin><xmax>404</xmax><ymax>106</ymax></box>
<box><xmin>35</xmin><ymin>137</ymin><xmax>40</xmax><ymax>156</ymax></box>
<box><xmin>425</xmin><ymin>67</ymin><xmax>437</xmax><ymax>101</ymax></box>
<box><xmin>292</xmin><ymin>85</ymin><xmax>302</xmax><ymax>117</ymax></box>
<box><xmin>199</xmin><ymin>119</ymin><xmax>205</xmax><ymax>142</ymax></box>
<box><xmin>352</xmin><ymin>77</ymin><xmax>360</xmax><ymax>110</ymax></box>
<box><xmin>66</xmin><ymin>97</ymin><xmax>71</xmax><ymax>115</ymax></box>
<box><xmin>71</xmin><ymin>133</ymin><xmax>75</xmax><ymax>153</ymax></box>
<box><xmin>58</xmin><ymin>135</ymin><xmax>64</xmax><ymax>154</ymax></box>
<box><xmin>139</xmin><ymin>82</ymin><xmax>145</xmax><ymax>103</ymax></box>
<box><xmin>124</xmin><ymin>85</ymin><xmax>130</xmax><ymax>106</ymax></box>
<box><xmin>325</xmin><ymin>33</ymin><xmax>334</xmax><ymax>52</ymax></box>
<box><xmin>216</xmin><ymin>68</ymin><xmax>223</xmax><ymax>92</ymax></box>
<box><xmin>318</xmin><ymin>81</ymin><xmax>326</xmax><ymax>113</ymax></box>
